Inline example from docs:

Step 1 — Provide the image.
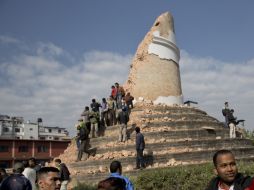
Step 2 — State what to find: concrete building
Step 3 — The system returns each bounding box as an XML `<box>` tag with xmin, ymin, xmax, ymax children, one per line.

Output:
<box><xmin>0</xmin><ymin>139</ymin><xmax>70</xmax><ymax>168</ymax></box>
<box><xmin>0</xmin><ymin>115</ymin><xmax>69</xmax><ymax>141</ymax></box>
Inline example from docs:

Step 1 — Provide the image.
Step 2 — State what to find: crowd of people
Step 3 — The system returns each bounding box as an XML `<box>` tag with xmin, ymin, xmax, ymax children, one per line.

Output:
<box><xmin>75</xmin><ymin>82</ymin><xmax>135</xmax><ymax>162</ymax></box>
<box><xmin>0</xmin><ymin>158</ymin><xmax>70</xmax><ymax>190</ymax></box>
<box><xmin>2</xmin><ymin>150</ymin><xmax>254</xmax><ymax>190</ymax></box>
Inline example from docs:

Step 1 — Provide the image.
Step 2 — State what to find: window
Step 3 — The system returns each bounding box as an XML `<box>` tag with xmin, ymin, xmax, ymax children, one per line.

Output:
<box><xmin>0</xmin><ymin>145</ymin><xmax>9</xmax><ymax>152</ymax></box>
<box><xmin>54</xmin><ymin>137</ymin><xmax>59</xmax><ymax>140</ymax></box>
<box><xmin>48</xmin><ymin>129</ymin><xmax>52</xmax><ymax>133</ymax></box>
<box><xmin>40</xmin><ymin>137</ymin><xmax>45</xmax><ymax>140</ymax></box>
<box><xmin>58</xmin><ymin>129</ymin><xmax>61</xmax><ymax>133</ymax></box>
<box><xmin>30</xmin><ymin>128</ymin><xmax>33</xmax><ymax>131</ymax></box>
<box><xmin>37</xmin><ymin>145</ymin><xmax>48</xmax><ymax>153</ymax></box>
<box><xmin>15</xmin><ymin>128</ymin><xmax>20</xmax><ymax>132</ymax></box>
<box><xmin>18</xmin><ymin>146</ymin><xmax>28</xmax><ymax>152</ymax></box>
<box><xmin>30</xmin><ymin>136</ymin><xmax>34</xmax><ymax>139</ymax></box>
<box><xmin>3</xmin><ymin>127</ymin><xmax>9</xmax><ymax>132</ymax></box>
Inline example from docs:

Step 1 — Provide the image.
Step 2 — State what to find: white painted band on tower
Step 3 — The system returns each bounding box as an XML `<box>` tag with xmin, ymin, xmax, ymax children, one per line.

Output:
<box><xmin>148</xmin><ymin>31</ymin><xmax>180</xmax><ymax>63</ymax></box>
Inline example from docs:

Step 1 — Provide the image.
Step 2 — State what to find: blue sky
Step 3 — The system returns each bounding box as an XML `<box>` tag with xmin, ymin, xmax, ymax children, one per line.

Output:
<box><xmin>0</xmin><ymin>1</ymin><xmax>254</xmax><ymax>136</ymax></box>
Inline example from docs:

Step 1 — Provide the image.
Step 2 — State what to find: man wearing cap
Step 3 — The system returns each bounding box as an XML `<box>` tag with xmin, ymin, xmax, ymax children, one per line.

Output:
<box><xmin>0</xmin><ymin>162</ymin><xmax>32</xmax><ymax>190</ymax></box>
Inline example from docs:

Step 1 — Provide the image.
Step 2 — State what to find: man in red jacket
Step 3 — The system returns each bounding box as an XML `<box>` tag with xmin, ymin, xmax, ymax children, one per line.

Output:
<box><xmin>206</xmin><ymin>150</ymin><xmax>254</xmax><ymax>190</ymax></box>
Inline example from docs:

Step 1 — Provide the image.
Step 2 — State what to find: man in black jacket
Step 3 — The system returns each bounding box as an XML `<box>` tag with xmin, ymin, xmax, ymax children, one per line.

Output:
<box><xmin>134</xmin><ymin>127</ymin><xmax>145</xmax><ymax>170</ymax></box>
<box><xmin>205</xmin><ymin>150</ymin><xmax>253</xmax><ymax>190</ymax></box>
<box><xmin>54</xmin><ymin>159</ymin><xmax>70</xmax><ymax>190</ymax></box>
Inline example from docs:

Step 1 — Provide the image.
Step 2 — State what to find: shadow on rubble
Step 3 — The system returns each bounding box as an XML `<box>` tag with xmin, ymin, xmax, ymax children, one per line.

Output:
<box><xmin>144</xmin><ymin>150</ymin><xmax>154</xmax><ymax>167</ymax></box>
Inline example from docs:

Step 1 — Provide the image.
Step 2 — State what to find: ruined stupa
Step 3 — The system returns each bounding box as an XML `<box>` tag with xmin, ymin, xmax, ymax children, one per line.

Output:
<box><xmin>57</xmin><ymin>12</ymin><xmax>254</xmax><ymax>185</ymax></box>
<box><xmin>126</xmin><ymin>12</ymin><xmax>183</xmax><ymax>105</ymax></box>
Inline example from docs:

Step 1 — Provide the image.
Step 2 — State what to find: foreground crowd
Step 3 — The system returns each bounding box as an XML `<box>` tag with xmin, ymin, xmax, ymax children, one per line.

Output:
<box><xmin>1</xmin><ymin>150</ymin><xmax>254</xmax><ymax>190</ymax></box>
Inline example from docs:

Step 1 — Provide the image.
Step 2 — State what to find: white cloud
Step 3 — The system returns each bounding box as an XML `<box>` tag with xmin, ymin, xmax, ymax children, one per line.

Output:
<box><xmin>0</xmin><ymin>45</ymin><xmax>132</xmax><ymax>136</ymax></box>
<box><xmin>37</xmin><ymin>42</ymin><xmax>64</xmax><ymax>56</ymax></box>
<box><xmin>0</xmin><ymin>35</ymin><xmax>20</xmax><ymax>44</ymax></box>
<box><xmin>180</xmin><ymin>50</ymin><xmax>254</xmax><ymax>130</ymax></box>
<box><xmin>0</xmin><ymin>41</ymin><xmax>253</xmax><ymax>137</ymax></box>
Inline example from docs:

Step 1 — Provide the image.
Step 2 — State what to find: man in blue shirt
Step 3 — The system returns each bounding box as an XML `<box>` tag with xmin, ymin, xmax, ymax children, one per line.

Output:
<box><xmin>108</xmin><ymin>161</ymin><xmax>134</xmax><ymax>190</ymax></box>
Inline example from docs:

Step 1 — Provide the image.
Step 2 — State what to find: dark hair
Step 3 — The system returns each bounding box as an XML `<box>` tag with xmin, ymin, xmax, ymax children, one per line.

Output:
<box><xmin>0</xmin><ymin>168</ymin><xmax>7</xmax><ymax>174</ymax></box>
<box><xmin>98</xmin><ymin>177</ymin><xmax>126</xmax><ymax>190</ymax></box>
<box><xmin>28</xmin><ymin>157</ymin><xmax>36</xmax><ymax>162</ymax></box>
<box><xmin>111</xmin><ymin>86</ymin><xmax>115</xmax><ymax>88</ymax></box>
<box><xmin>213</xmin><ymin>150</ymin><xmax>234</xmax><ymax>166</ymax></box>
<box><xmin>22</xmin><ymin>160</ymin><xmax>29</xmax><ymax>168</ymax></box>
<box><xmin>37</xmin><ymin>167</ymin><xmax>60</xmax><ymax>179</ymax></box>
<box><xmin>54</xmin><ymin>159</ymin><xmax>61</xmax><ymax>164</ymax></box>
<box><xmin>92</xmin><ymin>99</ymin><xmax>96</xmax><ymax>103</ymax></box>
<box><xmin>102</xmin><ymin>98</ymin><xmax>106</xmax><ymax>102</ymax></box>
<box><xmin>110</xmin><ymin>161</ymin><xmax>121</xmax><ymax>173</ymax></box>
<box><xmin>135</xmin><ymin>127</ymin><xmax>140</xmax><ymax>133</ymax></box>
<box><xmin>85</xmin><ymin>106</ymin><xmax>89</xmax><ymax>110</ymax></box>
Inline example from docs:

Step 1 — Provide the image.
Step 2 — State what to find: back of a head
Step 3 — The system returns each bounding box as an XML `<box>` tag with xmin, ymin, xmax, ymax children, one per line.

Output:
<box><xmin>135</xmin><ymin>127</ymin><xmax>140</xmax><ymax>133</ymax></box>
<box><xmin>0</xmin><ymin>168</ymin><xmax>7</xmax><ymax>175</ymax></box>
<box><xmin>110</xmin><ymin>161</ymin><xmax>121</xmax><ymax>173</ymax></box>
<box><xmin>28</xmin><ymin>157</ymin><xmax>36</xmax><ymax>163</ymax></box>
<box><xmin>54</xmin><ymin>158</ymin><xmax>61</xmax><ymax>164</ymax></box>
<box><xmin>0</xmin><ymin>174</ymin><xmax>32</xmax><ymax>190</ymax></box>
<box><xmin>213</xmin><ymin>149</ymin><xmax>234</xmax><ymax>167</ymax></box>
<box><xmin>13</xmin><ymin>162</ymin><xmax>25</xmax><ymax>174</ymax></box>
<box><xmin>97</xmin><ymin>177</ymin><xmax>126</xmax><ymax>190</ymax></box>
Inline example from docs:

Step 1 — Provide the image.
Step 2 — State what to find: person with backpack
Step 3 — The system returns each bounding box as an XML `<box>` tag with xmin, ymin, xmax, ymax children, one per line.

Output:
<box><xmin>76</xmin><ymin>122</ymin><xmax>91</xmax><ymax>162</ymax></box>
<box><xmin>54</xmin><ymin>159</ymin><xmax>70</xmax><ymax>190</ymax></box>
<box><xmin>0</xmin><ymin>162</ymin><xmax>32</xmax><ymax>190</ymax></box>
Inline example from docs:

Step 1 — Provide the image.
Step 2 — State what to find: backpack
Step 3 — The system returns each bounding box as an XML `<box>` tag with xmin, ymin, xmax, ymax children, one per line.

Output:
<box><xmin>79</xmin><ymin>126</ymin><xmax>89</xmax><ymax>140</ymax></box>
<box><xmin>60</xmin><ymin>163</ymin><xmax>70</xmax><ymax>181</ymax></box>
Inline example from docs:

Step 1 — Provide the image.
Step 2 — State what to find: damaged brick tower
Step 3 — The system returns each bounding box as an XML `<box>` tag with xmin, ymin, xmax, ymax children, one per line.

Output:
<box><xmin>126</xmin><ymin>12</ymin><xmax>183</xmax><ymax>105</ymax></box>
<box><xmin>57</xmin><ymin>12</ymin><xmax>254</xmax><ymax>186</ymax></box>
